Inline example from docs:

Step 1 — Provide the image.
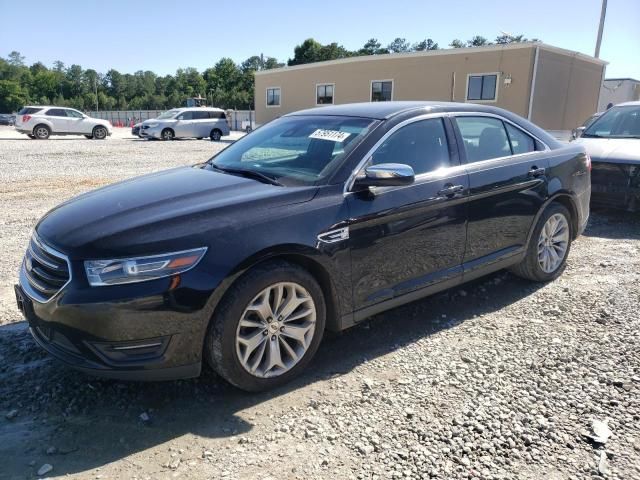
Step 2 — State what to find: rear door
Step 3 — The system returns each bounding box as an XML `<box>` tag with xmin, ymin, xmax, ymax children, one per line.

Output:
<box><xmin>191</xmin><ymin>110</ymin><xmax>212</xmax><ymax>137</ymax></box>
<box><xmin>453</xmin><ymin>114</ymin><xmax>549</xmax><ymax>275</ymax></box>
<box><xmin>347</xmin><ymin>116</ymin><xmax>469</xmax><ymax>311</ymax></box>
<box><xmin>43</xmin><ymin>108</ymin><xmax>71</xmax><ymax>133</ymax></box>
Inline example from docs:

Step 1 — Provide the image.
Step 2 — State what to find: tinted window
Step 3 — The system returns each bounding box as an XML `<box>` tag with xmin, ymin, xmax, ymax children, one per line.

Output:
<box><xmin>18</xmin><ymin>107</ymin><xmax>43</xmax><ymax>115</ymax></box>
<box><xmin>209</xmin><ymin>111</ymin><xmax>226</xmax><ymax>119</ymax></box>
<box><xmin>456</xmin><ymin>117</ymin><xmax>511</xmax><ymax>162</ymax></box>
<box><xmin>505</xmin><ymin>123</ymin><xmax>535</xmax><ymax>154</ymax></box>
<box><xmin>178</xmin><ymin>111</ymin><xmax>193</xmax><ymax>120</ymax></box>
<box><xmin>267</xmin><ymin>88</ymin><xmax>281</xmax><ymax>106</ymax></box>
<box><xmin>370</xmin><ymin>118</ymin><xmax>450</xmax><ymax>175</ymax></box>
<box><xmin>371</xmin><ymin>81</ymin><xmax>392</xmax><ymax>102</ymax></box>
<box><xmin>66</xmin><ymin>109</ymin><xmax>83</xmax><ymax>118</ymax></box>
<box><xmin>45</xmin><ymin>108</ymin><xmax>68</xmax><ymax>117</ymax></box>
<box><xmin>317</xmin><ymin>84</ymin><xmax>334</xmax><ymax>104</ymax></box>
<box><xmin>191</xmin><ymin>111</ymin><xmax>210</xmax><ymax>120</ymax></box>
<box><xmin>467</xmin><ymin>74</ymin><xmax>497</xmax><ymax>101</ymax></box>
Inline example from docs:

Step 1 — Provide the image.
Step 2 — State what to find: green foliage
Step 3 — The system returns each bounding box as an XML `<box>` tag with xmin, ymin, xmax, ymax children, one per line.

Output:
<box><xmin>0</xmin><ymin>35</ymin><xmax>534</xmax><ymax>112</ymax></box>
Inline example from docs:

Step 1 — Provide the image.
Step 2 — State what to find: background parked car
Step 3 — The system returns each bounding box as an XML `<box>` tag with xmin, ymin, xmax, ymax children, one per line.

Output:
<box><xmin>571</xmin><ymin>111</ymin><xmax>603</xmax><ymax>140</ymax></box>
<box><xmin>131</xmin><ymin>122</ymin><xmax>142</xmax><ymax>137</ymax></box>
<box><xmin>139</xmin><ymin>107</ymin><xmax>230</xmax><ymax>141</ymax></box>
<box><xmin>0</xmin><ymin>113</ymin><xmax>15</xmax><ymax>126</ymax></box>
<box><xmin>574</xmin><ymin>101</ymin><xmax>640</xmax><ymax>211</ymax></box>
<box><xmin>14</xmin><ymin>106</ymin><xmax>112</xmax><ymax>140</ymax></box>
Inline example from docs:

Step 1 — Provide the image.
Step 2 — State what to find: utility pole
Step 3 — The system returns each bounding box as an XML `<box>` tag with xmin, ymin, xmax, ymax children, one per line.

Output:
<box><xmin>94</xmin><ymin>77</ymin><xmax>99</xmax><ymax>113</ymax></box>
<box><xmin>594</xmin><ymin>0</ymin><xmax>607</xmax><ymax>58</ymax></box>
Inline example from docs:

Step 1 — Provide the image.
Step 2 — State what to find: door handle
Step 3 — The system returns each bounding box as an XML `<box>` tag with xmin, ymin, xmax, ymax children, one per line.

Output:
<box><xmin>437</xmin><ymin>184</ymin><xmax>465</xmax><ymax>197</ymax></box>
<box><xmin>528</xmin><ymin>166</ymin><xmax>546</xmax><ymax>177</ymax></box>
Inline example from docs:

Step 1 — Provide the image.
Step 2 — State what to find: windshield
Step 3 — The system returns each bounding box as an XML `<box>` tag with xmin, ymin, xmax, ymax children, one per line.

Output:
<box><xmin>157</xmin><ymin>109</ymin><xmax>180</xmax><ymax>120</ymax></box>
<box><xmin>583</xmin><ymin>105</ymin><xmax>640</xmax><ymax>139</ymax></box>
<box><xmin>209</xmin><ymin>115</ymin><xmax>376</xmax><ymax>185</ymax></box>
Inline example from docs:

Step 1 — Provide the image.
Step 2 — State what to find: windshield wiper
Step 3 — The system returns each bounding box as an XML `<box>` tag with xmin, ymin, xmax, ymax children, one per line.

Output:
<box><xmin>210</xmin><ymin>164</ymin><xmax>283</xmax><ymax>186</ymax></box>
<box><xmin>580</xmin><ymin>133</ymin><xmax>604</xmax><ymax>138</ymax></box>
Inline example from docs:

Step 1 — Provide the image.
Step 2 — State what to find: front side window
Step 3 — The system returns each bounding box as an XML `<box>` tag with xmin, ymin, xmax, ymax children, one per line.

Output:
<box><xmin>371</xmin><ymin>81</ymin><xmax>393</xmax><ymax>102</ymax></box>
<box><xmin>456</xmin><ymin>117</ymin><xmax>511</xmax><ymax>162</ymax></box>
<box><xmin>316</xmin><ymin>84</ymin><xmax>334</xmax><ymax>105</ymax></box>
<box><xmin>178</xmin><ymin>111</ymin><xmax>193</xmax><ymax>120</ymax></box>
<box><xmin>370</xmin><ymin>118</ymin><xmax>450</xmax><ymax>175</ymax></box>
<box><xmin>267</xmin><ymin>87</ymin><xmax>281</xmax><ymax>107</ymax></box>
<box><xmin>583</xmin><ymin>105</ymin><xmax>640</xmax><ymax>139</ymax></box>
<box><xmin>157</xmin><ymin>109</ymin><xmax>180</xmax><ymax>119</ymax></box>
<box><xmin>467</xmin><ymin>74</ymin><xmax>498</xmax><ymax>101</ymax></box>
<box><xmin>66</xmin><ymin>109</ymin><xmax>83</xmax><ymax>118</ymax></box>
<box><xmin>210</xmin><ymin>115</ymin><xmax>376</xmax><ymax>185</ymax></box>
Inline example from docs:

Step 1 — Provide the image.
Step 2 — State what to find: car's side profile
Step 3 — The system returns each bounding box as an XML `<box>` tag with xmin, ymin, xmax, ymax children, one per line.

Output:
<box><xmin>139</xmin><ymin>107</ymin><xmax>230</xmax><ymax>141</ymax></box>
<box><xmin>14</xmin><ymin>106</ymin><xmax>112</xmax><ymax>140</ymax></box>
<box><xmin>16</xmin><ymin>102</ymin><xmax>591</xmax><ymax>391</ymax></box>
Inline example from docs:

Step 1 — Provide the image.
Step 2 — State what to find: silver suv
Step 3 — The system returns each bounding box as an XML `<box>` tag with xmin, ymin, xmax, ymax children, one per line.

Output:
<box><xmin>140</xmin><ymin>107</ymin><xmax>230</xmax><ymax>141</ymax></box>
<box><xmin>14</xmin><ymin>106</ymin><xmax>112</xmax><ymax>140</ymax></box>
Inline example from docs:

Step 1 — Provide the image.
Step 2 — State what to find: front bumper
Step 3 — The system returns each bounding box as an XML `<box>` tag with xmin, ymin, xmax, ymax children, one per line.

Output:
<box><xmin>15</xmin><ymin>266</ymin><xmax>212</xmax><ymax>381</ymax></box>
<box><xmin>591</xmin><ymin>161</ymin><xmax>639</xmax><ymax>212</ymax></box>
<box><xmin>140</xmin><ymin>127</ymin><xmax>162</xmax><ymax>139</ymax></box>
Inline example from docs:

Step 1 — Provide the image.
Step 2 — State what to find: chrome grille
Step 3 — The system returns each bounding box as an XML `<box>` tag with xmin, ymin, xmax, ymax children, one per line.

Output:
<box><xmin>21</xmin><ymin>233</ymin><xmax>71</xmax><ymax>302</ymax></box>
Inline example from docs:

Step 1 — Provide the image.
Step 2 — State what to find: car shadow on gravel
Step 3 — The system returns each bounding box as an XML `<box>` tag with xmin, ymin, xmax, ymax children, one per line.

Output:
<box><xmin>582</xmin><ymin>209</ymin><xmax>640</xmax><ymax>239</ymax></box>
<box><xmin>0</xmin><ymin>269</ymin><xmax>548</xmax><ymax>478</ymax></box>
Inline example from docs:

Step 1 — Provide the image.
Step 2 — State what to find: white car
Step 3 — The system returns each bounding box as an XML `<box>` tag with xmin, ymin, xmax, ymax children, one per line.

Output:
<box><xmin>14</xmin><ymin>106</ymin><xmax>112</xmax><ymax>140</ymax></box>
<box><xmin>139</xmin><ymin>107</ymin><xmax>230</xmax><ymax>141</ymax></box>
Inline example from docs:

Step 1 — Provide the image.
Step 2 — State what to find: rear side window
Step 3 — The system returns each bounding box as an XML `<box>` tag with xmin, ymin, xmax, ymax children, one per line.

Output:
<box><xmin>210</xmin><ymin>111</ymin><xmax>226</xmax><ymax>119</ymax></box>
<box><xmin>505</xmin><ymin>123</ymin><xmax>535</xmax><ymax>155</ymax></box>
<box><xmin>370</xmin><ymin>118</ymin><xmax>451</xmax><ymax>175</ymax></box>
<box><xmin>18</xmin><ymin>107</ymin><xmax>43</xmax><ymax>115</ymax></box>
<box><xmin>456</xmin><ymin>117</ymin><xmax>511</xmax><ymax>162</ymax></box>
<box><xmin>191</xmin><ymin>111</ymin><xmax>210</xmax><ymax>120</ymax></box>
<box><xmin>45</xmin><ymin>108</ymin><xmax>68</xmax><ymax>117</ymax></box>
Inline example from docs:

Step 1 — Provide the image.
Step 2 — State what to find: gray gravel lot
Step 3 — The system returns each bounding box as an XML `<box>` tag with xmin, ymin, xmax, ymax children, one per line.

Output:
<box><xmin>0</xmin><ymin>125</ymin><xmax>639</xmax><ymax>479</ymax></box>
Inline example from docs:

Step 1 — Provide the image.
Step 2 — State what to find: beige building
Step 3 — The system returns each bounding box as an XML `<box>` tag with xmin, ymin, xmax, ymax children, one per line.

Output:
<box><xmin>254</xmin><ymin>42</ymin><xmax>606</xmax><ymax>133</ymax></box>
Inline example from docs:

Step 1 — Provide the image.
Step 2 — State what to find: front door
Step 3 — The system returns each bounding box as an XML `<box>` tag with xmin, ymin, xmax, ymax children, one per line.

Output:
<box><xmin>453</xmin><ymin>115</ymin><xmax>549</xmax><ymax>270</ymax></box>
<box><xmin>347</xmin><ymin>116</ymin><xmax>469</xmax><ymax>311</ymax></box>
<box><xmin>174</xmin><ymin>111</ymin><xmax>194</xmax><ymax>137</ymax></box>
<box><xmin>65</xmin><ymin>109</ymin><xmax>90</xmax><ymax>134</ymax></box>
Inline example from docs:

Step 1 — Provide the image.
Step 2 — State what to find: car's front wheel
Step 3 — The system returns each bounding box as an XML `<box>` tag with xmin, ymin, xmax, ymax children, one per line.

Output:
<box><xmin>92</xmin><ymin>126</ymin><xmax>108</xmax><ymax>140</ymax></box>
<box><xmin>210</xmin><ymin>129</ymin><xmax>222</xmax><ymax>142</ymax></box>
<box><xmin>161</xmin><ymin>128</ymin><xmax>174</xmax><ymax>141</ymax></box>
<box><xmin>205</xmin><ymin>261</ymin><xmax>326</xmax><ymax>391</ymax></box>
<box><xmin>510</xmin><ymin>203</ymin><xmax>572</xmax><ymax>282</ymax></box>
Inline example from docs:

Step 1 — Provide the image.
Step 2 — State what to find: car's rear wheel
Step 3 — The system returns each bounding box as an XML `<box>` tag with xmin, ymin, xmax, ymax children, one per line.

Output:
<box><xmin>33</xmin><ymin>125</ymin><xmax>50</xmax><ymax>140</ymax></box>
<box><xmin>510</xmin><ymin>203</ymin><xmax>572</xmax><ymax>282</ymax></box>
<box><xmin>161</xmin><ymin>128</ymin><xmax>174</xmax><ymax>141</ymax></box>
<box><xmin>205</xmin><ymin>261</ymin><xmax>325</xmax><ymax>392</ymax></box>
<box><xmin>210</xmin><ymin>129</ymin><xmax>222</xmax><ymax>142</ymax></box>
<box><xmin>92</xmin><ymin>126</ymin><xmax>108</xmax><ymax>140</ymax></box>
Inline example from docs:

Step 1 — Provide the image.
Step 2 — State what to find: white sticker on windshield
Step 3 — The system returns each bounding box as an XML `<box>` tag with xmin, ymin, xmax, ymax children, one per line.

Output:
<box><xmin>309</xmin><ymin>129</ymin><xmax>351</xmax><ymax>142</ymax></box>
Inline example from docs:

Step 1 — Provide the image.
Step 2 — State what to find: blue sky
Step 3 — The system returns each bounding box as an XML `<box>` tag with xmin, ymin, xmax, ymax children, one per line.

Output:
<box><xmin>1</xmin><ymin>0</ymin><xmax>638</xmax><ymax>78</ymax></box>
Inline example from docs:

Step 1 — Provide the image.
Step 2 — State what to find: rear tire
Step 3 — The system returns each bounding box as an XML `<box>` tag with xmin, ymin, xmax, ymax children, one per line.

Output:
<box><xmin>161</xmin><ymin>128</ymin><xmax>174</xmax><ymax>141</ymax></box>
<box><xmin>33</xmin><ymin>125</ymin><xmax>50</xmax><ymax>140</ymax></box>
<box><xmin>509</xmin><ymin>203</ymin><xmax>572</xmax><ymax>282</ymax></box>
<box><xmin>210</xmin><ymin>129</ymin><xmax>222</xmax><ymax>142</ymax></box>
<box><xmin>204</xmin><ymin>261</ymin><xmax>326</xmax><ymax>392</ymax></box>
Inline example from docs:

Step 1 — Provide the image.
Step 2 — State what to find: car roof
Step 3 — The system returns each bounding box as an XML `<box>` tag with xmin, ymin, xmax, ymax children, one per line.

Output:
<box><xmin>171</xmin><ymin>107</ymin><xmax>225</xmax><ymax>112</ymax></box>
<box><xmin>615</xmin><ymin>101</ymin><xmax>640</xmax><ymax>107</ymax></box>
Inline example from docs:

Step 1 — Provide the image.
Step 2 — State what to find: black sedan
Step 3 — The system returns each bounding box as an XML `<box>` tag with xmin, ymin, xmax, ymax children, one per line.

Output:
<box><xmin>15</xmin><ymin>101</ymin><xmax>591</xmax><ymax>391</ymax></box>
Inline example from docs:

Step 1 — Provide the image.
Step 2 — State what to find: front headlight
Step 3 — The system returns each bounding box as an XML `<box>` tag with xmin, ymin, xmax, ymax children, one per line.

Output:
<box><xmin>84</xmin><ymin>248</ymin><xmax>207</xmax><ymax>286</ymax></box>
<box><xmin>146</xmin><ymin>122</ymin><xmax>159</xmax><ymax>128</ymax></box>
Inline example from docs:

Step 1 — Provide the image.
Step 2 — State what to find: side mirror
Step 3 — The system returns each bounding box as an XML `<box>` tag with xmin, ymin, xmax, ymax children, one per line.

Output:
<box><xmin>353</xmin><ymin>163</ymin><xmax>415</xmax><ymax>189</ymax></box>
<box><xmin>571</xmin><ymin>126</ymin><xmax>586</xmax><ymax>140</ymax></box>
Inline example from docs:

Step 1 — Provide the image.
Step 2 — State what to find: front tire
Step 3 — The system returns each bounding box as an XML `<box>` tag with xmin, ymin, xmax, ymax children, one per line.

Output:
<box><xmin>161</xmin><ymin>128</ymin><xmax>174</xmax><ymax>141</ymax></box>
<box><xmin>33</xmin><ymin>125</ymin><xmax>50</xmax><ymax>140</ymax></box>
<box><xmin>92</xmin><ymin>126</ymin><xmax>108</xmax><ymax>140</ymax></box>
<box><xmin>510</xmin><ymin>203</ymin><xmax>572</xmax><ymax>282</ymax></box>
<box><xmin>205</xmin><ymin>261</ymin><xmax>326</xmax><ymax>392</ymax></box>
<box><xmin>210</xmin><ymin>128</ymin><xmax>222</xmax><ymax>142</ymax></box>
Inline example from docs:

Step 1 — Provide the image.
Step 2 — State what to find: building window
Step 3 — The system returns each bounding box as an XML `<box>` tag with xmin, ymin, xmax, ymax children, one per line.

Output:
<box><xmin>467</xmin><ymin>74</ymin><xmax>498</xmax><ymax>101</ymax></box>
<box><xmin>371</xmin><ymin>80</ymin><xmax>393</xmax><ymax>102</ymax></box>
<box><xmin>316</xmin><ymin>84</ymin><xmax>334</xmax><ymax>105</ymax></box>
<box><xmin>266</xmin><ymin>87</ymin><xmax>281</xmax><ymax>107</ymax></box>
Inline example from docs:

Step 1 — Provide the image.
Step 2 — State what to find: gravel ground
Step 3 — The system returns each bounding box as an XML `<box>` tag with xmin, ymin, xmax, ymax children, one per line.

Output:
<box><xmin>0</xmin><ymin>126</ymin><xmax>639</xmax><ymax>479</ymax></box>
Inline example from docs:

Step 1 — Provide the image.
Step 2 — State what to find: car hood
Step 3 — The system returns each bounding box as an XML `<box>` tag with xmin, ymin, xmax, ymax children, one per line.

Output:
<box><xmin>36</xmin><ymin>166</ymin><xmax>317</xmax><ymax>258</ymax></box>
<box><xmin>574</xmin><ymin>137</ymin><xmax>640</xmax><ymax>165</ymax></box>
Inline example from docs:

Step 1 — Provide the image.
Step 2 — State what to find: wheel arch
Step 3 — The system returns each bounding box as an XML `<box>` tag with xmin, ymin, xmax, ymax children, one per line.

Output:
<box><xmin>525</xmin><ymin>192</ymin><xmax>580</xmax><ymax>247</ymax></box>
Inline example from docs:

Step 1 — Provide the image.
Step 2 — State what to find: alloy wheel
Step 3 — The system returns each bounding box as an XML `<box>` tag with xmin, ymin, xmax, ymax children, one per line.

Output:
<box><xmin>35</xmin><ymin>127</ymin><xmax>49</xmax><ymax>139</ymax></box>
<box><xmin>94</xmin><ymin>127</ymin><xmax>107</xmax><ymax>139</ymax></box>
<box><xmin>537</xmin><ymin>213</ymin><xmax>569</xmax><ymax>273</ymax></box>
<box><xmin>211</xmin><ymin>130</ymin><xmax>221</xmax><ymax>141</ymax></box>
<box><xmin>235</xmin><ymin>282</ymin><xmax>316</xmax><ymax>378</ymax></box>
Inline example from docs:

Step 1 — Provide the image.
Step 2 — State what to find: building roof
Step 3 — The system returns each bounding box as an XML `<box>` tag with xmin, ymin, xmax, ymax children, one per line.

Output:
<box><xmin>255</xmin><ymin>42</ymin><xmax>607</xmax><ymax>76</ymax></box>
<box><xmin>604</xmin><ymin>78</ymin><xmax>640</xmax><ymax>83</ymax></box>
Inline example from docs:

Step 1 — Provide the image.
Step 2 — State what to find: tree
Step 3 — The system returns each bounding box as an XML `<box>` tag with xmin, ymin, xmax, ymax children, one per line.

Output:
<box><xmin>413</xmin><ymin>38</ymin><xmax>439</xmax><ymax>51</ymax></box>
<box><xmin>467</xmin><ymin>36</ymin><xmax>491</xmax><ymax>47</ymax></box>
<box><xmin>495</xmin><ymin>33</ymin><xmax>528</xmax><ymax>44</ymax></box>
<box><xmin>449</xmin><ymin>39</ymin><xmax>465</xmax><ymax>48</ymax></box>
<box><xmin>0</xmin><ymin>80</ymin><xmax>27</xmax><ymax>112</ymax></box>
<box><xmin>288</xmin><ymin>38</ymin><xmax>324</xmax><ymax>66</ymax></box>
<box><xmin>386</xmin><ymin>38</ymin><xmax>411</xmax><ymax>53</ymax></box>
<box><xmin>7</xmin><ymin>51</ymin><xmax>25</xmax><ymax>67</ymax></box>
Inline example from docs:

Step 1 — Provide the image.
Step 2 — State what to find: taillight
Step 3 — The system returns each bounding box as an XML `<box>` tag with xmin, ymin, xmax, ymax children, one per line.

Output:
<box><xmin>585</xmin><ymin>153</ymin><xmax>592</xmax><ymax>171</ymax></box>
<box><xmin>22</xmin><ymin>115</ymin><xmax>31</xmax><ymax>123</ymax></box>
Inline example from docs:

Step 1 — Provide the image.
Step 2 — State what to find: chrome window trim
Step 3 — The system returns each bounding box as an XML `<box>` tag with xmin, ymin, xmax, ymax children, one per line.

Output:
<box><xmin>20</xmin><ymin>232</ymin><xmax>73</xmax><ymax>304</ymax></box>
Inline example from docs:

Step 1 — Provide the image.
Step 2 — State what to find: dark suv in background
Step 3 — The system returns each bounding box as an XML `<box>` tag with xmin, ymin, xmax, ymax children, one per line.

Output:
<box><xmin>16</xmin><ymin>101</ymin><xmax>591</xmax><ymax>391</ymax></box>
